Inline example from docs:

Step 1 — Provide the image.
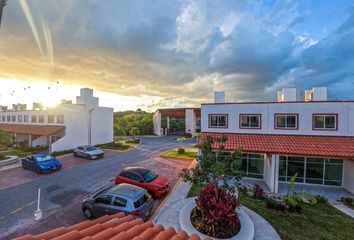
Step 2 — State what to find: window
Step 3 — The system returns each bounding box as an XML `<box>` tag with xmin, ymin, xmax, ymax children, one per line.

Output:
<box><xmin>48</xmin><ymin>115</ymin><xmax>54</xmax><ymax>124</ymax></box>
<box><xmin>31</xmin><ymin>115</ymin><xmax>37</xmax><ymax>123</ymax></box>
<box><xmin>112</xmin><ymin>196</ymin><xmax>127</xmax><ymax>207</ymax></box>
<box><xmin>24</xmin><ymin>115</ymin><xmax>29</xmax><ymax>123</ymax></box>
<box><xmin>240</xmin><ymin>114</ymin><xmax>261</xmax><ymax>129</ymax></box>
<box><xmin>7</xmin><ymin>115</ymin><xmax>10</xmax><ymax>122</ymax></box>
<box><xmin>18</xmin><ymin>115</ymin><xmax>23</xmax><ymax>123</ymax></box>
<box><xmin>313</xmin><ymin>114</ymin><xmax>337</xmax><ymax>130</ymax></box>
<box><xmin>209</xmin><ymin>114</ymin><xmax>228</xmax><ymax>128</ymax></box>
<box><xmin>94</xmin><ymin>195</ymin><xmax>112</xmax><ymax>205</ymax></box>
<box><xmin>275</xmin><ymin>114</ymin><xmax>298</xmax><ymax>129</ymax></box>
<box><xmin>278</xmin><ymin>155</ymin><xmax>343</xmax><ymax>186</ymax></box>
<box><xmin>237</xmin><ymin>153</ymin><xmax>265</xmax><ymax>179</ymax></box>
<box><xmin>56</xmin><ymin>115</ymin><xmax>64</xmax><ymax>124</ymax></box>
<box><xmin>11</xmin><ymin>115</ymin><xmax>16</xmax><ymax>122</ymax></box>
<box><xmin>1</xmin><ymin>116</ymin><xmax>5</xmax><ymax>122</ymax></box>
<box><xmin>134</xmin><ymin>193</ymin><xmax>149</xmax><ymax>208</ymax></box>
<box><xmin>38</xmin><ymin>115</ymin><xmax>44</xmax><ymax>123</ymax></box>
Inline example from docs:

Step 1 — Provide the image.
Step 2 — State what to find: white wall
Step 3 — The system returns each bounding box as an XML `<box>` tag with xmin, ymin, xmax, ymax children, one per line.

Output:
<box><xmin>343</xmin><ymin>159</ymin><xmax>354</xmax><ymax>194</ymax></box>
<box><xmin>0</xmin><ymin>88</ymin><xmax>114</xmax><ymax>152</ymax></box>
<box><xmin>201</xmin><ymin>101</ymin><xmax>354</xmax><ymax>136</ymax></box>
<box><xmin>185</xmin><ymin>109</ymin><xmax>196</xmax><ymax>136</ymax></box>
<box><xmin>264</xmin><ymin>154</ymin><xmax>279</xmax><ymax>193</ymax></box>
<box><xmin>153</xmin><ymin>111</ymin><xmax>162</xmax><ymax>136</ymax></box>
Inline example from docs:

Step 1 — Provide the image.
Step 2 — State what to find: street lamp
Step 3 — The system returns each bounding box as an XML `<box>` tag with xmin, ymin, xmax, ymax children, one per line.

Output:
<box><xmin>88</xmin><ymin>108</ymin><xmax>94</xmax><ymax>145</ymax></box>
<box><xmin>0</xmin><ymin>0</ymin><xmax>7</xmax><ymax>28</ymax></box>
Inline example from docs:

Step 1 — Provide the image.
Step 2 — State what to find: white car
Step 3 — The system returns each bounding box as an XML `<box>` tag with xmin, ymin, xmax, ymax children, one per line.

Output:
<box><xmin>73</xmin><ymin>145</ymin><xmax>104</xmax><ymax>159</ymax></box>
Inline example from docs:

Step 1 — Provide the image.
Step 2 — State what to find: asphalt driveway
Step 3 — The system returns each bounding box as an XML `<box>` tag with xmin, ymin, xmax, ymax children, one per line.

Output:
<box><xmin>0</xmin><ymin>136</ymin><xmax>195</xmax><ymax>239</ymax></box>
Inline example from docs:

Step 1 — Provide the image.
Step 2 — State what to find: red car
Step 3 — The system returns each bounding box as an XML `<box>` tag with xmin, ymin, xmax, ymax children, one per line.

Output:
<box><xmin>115</xmin><ymin>167</ymin><xmax>170</xmax><ymax>198</ymax></box>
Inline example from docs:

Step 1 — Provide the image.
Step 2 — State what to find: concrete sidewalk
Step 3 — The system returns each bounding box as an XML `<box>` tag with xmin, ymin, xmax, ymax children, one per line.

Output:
<box><xmin>152</xmin><ymin>180</ymin><xmax>280</xmax><ymax>240</ymax></box>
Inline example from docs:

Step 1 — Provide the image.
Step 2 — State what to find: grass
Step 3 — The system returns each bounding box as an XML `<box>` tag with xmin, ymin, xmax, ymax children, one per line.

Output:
<box><xmin>98</xmin><ymin>142</ymin><xmax>133</xmax><ymax>151</ymax></box>
<box><xmin>114</xmin><ymin>137</ymin><xmax>128</xmax><ymax>142</ymax></box>
<box><xmin>186</xmin><ymin>184</ymin><xmax>354</xmax><ymax>240</ymax></box>
<box><xmin>160</xmin><ymin>150</ymin><xmax>197</xmax><ymax>160</ymax></box>
<box><xmin>125</xmin><ymin>139</ymin><xmax>141</xmax><ymax>144</ymax></box>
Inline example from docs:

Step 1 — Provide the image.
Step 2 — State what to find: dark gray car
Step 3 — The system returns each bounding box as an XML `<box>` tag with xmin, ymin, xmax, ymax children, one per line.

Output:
<box><xmin>82</xmin><ymin>183</ymin><xmax>153</xmax><ymax>221</ymax></box>
<box><xmin>74</xmin><ymin>145</ymin><xmax>104</xmax><ymax>159</ymax></box>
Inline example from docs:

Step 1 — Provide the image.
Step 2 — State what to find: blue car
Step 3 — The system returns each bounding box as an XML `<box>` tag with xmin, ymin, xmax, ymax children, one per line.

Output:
<box><xmin>22</xmin><ymin>153</ymin><xmax>62</xmax><ymax>174</ymax></box>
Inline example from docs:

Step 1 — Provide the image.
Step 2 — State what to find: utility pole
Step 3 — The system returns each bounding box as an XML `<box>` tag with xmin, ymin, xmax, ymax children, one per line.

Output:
<box><xmin>0</xmin><ymin>0</ymin><xmax>7</xmax><ymax>27</ymax></box>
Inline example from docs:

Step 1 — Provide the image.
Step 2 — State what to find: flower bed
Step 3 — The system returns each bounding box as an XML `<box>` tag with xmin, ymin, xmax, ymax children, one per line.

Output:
<box><xmin>180</xmin><ymin>197</ymin><xmax>254</xmax><ymax>240</ymax></box>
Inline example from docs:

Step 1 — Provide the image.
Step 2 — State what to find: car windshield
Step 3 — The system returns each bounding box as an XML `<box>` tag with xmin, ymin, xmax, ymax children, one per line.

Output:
<box><xmin>35</xmin><ymin>155</ymin><xmax>53</xmax><ymax>162</ymax></box>
<box><xmin>143</xmin><ymin>171</ymin><xmax>158</xmax><ymax>183</ymax></box>
<box><xmin>85</xmin><ymin>147</ymin><xmax>97</xmax><ymax>151</ymax></box>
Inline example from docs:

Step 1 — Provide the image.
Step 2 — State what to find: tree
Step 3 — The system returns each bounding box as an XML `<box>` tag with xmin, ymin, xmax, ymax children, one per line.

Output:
<box><xmin>0</xmin><ymin>130</ymin><xmax>11</xmax><ymax>147</ymax></box>
<box><xmin>180</xmin><ymin>135</ymin><xmax>243</xmax><ymax>238</ymax></box>
<box><xmin>129</xmin><ymin>127</ymin><xmax>140</xmax><ymax>138</ymax></box>
<box><xmin>180</xmin><ymin>135</ymin><xmax>242</xmax><ymax>194</ymax></box>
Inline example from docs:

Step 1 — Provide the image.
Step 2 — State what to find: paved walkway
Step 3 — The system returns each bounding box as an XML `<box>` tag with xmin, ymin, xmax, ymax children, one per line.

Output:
<box><xmin>152</xmin><ymin>180</ymin><xmax>281</xmax><ymax>240</ymax></box>
<box><xmin>329</xmin><ymin>201</ymin><xmax>354</xmax><ymax>218</ymax></box>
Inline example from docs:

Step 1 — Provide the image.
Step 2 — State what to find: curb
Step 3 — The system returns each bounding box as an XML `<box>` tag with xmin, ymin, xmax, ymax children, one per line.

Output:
<box><xmin>0</xmin><ymin>164</ymin><xmax>22</xmax><ymax>172</ymax></box>
<box><xmin>150</xmin><ymin>159</ymin><xmax>196</xmax><ymax>220</ymax></box>
<box><xmin>101</xmin><ymin>146</ymin><xmax>135</xmax><ymax>153</ymax></box>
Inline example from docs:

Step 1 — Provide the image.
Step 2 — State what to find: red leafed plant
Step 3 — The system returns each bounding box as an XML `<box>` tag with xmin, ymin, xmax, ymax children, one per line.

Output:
<box><xmin>192</xmin><ymin>183</ymin><xmax>240</xmax><ymax>239</ymax></box>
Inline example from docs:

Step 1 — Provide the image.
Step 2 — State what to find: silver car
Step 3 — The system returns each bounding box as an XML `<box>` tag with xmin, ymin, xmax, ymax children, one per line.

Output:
<box><xmin>73</xmin><ymin>145</ymin><xmax>104</xmax><ymax>159</ymax></box>
<box><xmin>82</xmin><ymin>183</ymin><xmax>154</xmax><ymax>221</ymax></box>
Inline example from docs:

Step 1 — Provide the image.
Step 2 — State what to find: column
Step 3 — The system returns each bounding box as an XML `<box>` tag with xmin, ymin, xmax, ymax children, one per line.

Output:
<box><xmin>166</xmin><ymin>116</ymin><xmax>170</xmax><ymax>135</ymax></box>
<box><xmin>264</xmin><ymin>154</ymin><xmax>279</xmax><ymax>193</ymax></box>
<box><xmin>48</xmin><ymin>136</ymin><xmax>52</xmax><ymax>154</ymax></box>
<box><xmin>185</xmin><ymin>109</ymin><xmax>196</xmax><ymax>137</ymax></box>
<box><xmin>28</xmin><ymin>134</ymin><xmax>32</xmax><ymax>148</ymax></box>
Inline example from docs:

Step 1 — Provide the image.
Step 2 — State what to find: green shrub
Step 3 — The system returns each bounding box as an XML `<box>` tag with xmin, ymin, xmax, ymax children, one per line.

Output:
<box><xmin>126</xmin><ymin>139</ymin><xmax>140</xmax><ymax>144</ymax></box>
<box><xmin>177</xmin><ymin>147</ymin><xmax>185</xmax><ymax>154</ymax></box>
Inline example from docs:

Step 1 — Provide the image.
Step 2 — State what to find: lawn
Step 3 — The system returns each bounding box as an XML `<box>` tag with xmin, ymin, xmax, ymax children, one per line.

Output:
<box><xmin>97</xmin><ymin>142</ymin><xmax>133</xmax><ymax>151</ymax></box>
<box><xmin>160</xmin><ymin>150</ymin><xmax>197</xmax><ymax>160</ymax></box>
<box><xmin>187</xmin><ymin>184</ymin><xmax>354</xmax><ymax>240</ymax></box>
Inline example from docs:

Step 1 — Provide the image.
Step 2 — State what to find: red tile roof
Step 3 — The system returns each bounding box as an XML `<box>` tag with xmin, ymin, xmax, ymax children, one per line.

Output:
<box><xmin>157</xmin><ymin>108</ymin><xmax>201</xmax><ymax>118</ymax></box>
<box><xmin>14</xmin><ymin>213</ymin><xmax>210</xmax><ymax>240</ymax></box>
<box><xmin>201</xmin><ymin>132</ymin><xmax>354</xmax><ymax>158</ymax></box>
<box><xmin>0</xmin><ymin>124</ymin><xmax>64</xmax><ymax>136</ymax></box>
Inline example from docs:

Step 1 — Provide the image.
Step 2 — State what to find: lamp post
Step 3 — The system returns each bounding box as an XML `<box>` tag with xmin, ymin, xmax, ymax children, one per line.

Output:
<box><xmin>0</xmin><ymin>0</ymin><xmax>7</xmax><ymax>27</ymax></box>
<box><xmin>88</xmin><ymin>108</ymin><xmax>94</xmax><ymax>145</ymax></box>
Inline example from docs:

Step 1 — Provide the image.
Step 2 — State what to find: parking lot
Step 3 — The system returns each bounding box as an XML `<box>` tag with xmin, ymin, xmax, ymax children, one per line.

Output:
<box><xmin>0</xmin><ymin>136</ymin><xmax>195</xmax><ymax>239</ymax></box>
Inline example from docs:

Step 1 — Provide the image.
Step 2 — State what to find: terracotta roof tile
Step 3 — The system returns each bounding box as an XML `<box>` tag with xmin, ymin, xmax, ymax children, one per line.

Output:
<box><xmin>14</xmin><ymin>213</ymin><xmax>208</xmax><ymax>240</ymax></box>
<box><xmin>201</xmin><ymin>132</ymin><xmax>354</xmax><ymax>158</ymax></box>
<box><xmin>0</xmin><ymin>123</ymin><xmax>64</xmax><ymax>136</ymax></box>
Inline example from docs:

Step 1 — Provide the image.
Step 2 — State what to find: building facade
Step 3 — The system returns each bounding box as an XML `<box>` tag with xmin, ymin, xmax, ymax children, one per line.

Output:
<box><xmin>153</xmin><ymin>108</ymin><xmax>200</xmax><ymax>137</ymax></box>
<box><xmin>0</xmin><ymin>88</ymin><xmax>113</xmax><ymax>152</ymax></box>
<box><xmin>201</xmin><ymin>88</ymin><xmax>354</xmax><ymax>195</ymax></box>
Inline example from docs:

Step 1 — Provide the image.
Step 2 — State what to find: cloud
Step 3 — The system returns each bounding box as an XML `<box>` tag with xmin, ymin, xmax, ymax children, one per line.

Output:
<box><xmin>0</xmin><ymin>0</ymin><xmax>353</xmax><ymax>111</ymax></box>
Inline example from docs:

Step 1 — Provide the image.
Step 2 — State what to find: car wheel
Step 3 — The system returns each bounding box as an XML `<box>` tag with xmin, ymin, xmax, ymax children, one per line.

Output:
<box><xmin>73</xmin><ymin>152</ymin><xmax>78</xmax><ymax>157</ymax></box>
<box><xmin>83</xmin><ymin>208</ymin><xmax>93</xmax><ymax>219</ymax></box>
<box><xmin>36</xmin><ymin>168</ymin><xmax>42</xmax><ymax>174</ymax></box>
<box><xmin>22</xmin><ymin>164</ymin><xmax>27</xmax><ymax>169</ymax></box>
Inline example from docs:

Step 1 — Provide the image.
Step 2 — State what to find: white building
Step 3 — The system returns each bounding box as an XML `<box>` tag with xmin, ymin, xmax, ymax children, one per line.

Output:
<box><xmin>153</xmin><ymin>108</ymin><xmax>200</xmax><ymax>136</ymax></box>
<box><xmin>0</xmin><ymin>88</ymin><xmax>113</xmax><ymax>152</ymax></box>
<box><xmin>201</xmin><ymin>87</ymin><xmax>354</xmax><ymax>195</ymax></box>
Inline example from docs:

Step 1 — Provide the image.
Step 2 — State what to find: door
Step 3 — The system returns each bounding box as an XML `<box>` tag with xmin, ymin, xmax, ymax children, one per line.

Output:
<box><xmin>110</xmin><ymin>196</ymin><xmax>129</xmax><ymax>215</ymax></box>
<box><xmin>91</xmin><ymin>195</ymin><xmax>113</xmax><ymax>217</ymax></box>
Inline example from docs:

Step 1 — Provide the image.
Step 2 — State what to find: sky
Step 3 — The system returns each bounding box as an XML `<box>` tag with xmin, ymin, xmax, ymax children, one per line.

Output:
<box><xmin>0</xmin><ymin>0</ymin><xmax>353</xmax><ymax>111</ymax></box>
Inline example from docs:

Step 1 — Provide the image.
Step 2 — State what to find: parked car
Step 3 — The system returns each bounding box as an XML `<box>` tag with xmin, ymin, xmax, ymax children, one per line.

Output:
<box><xmin>115</xmin><ymin>167</ymin><xmax>170</xmax><ymax>198</ymax></box>
<box><xmin>22</xmin><ymin>153</ymin><xmax>62</xmax><ymax>174</ymax></box>
<box><xmin>73</xmin><ymin>145</ymin><xmax>104</xmax><ymax>159</ymax></box>
<box><xmin>82</xmin><ymin>183</ymin><xmax>153</xmax><ymax>220</ymax></box>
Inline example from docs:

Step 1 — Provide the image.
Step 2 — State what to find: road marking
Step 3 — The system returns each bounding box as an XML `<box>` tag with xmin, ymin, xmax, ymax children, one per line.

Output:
<box><xmin>122</xmin><ymin>159</ymin><xmax>151</xmax><ymax>166</ymax></box>
<box><xmin>11</xmin><ymin>206</ymin><xmax>25</xmax><ymax>214</ymax></box>
<box><xmin>27</xmin><ymin>201</ymin><xmax>37</xmax><ymax>206</ymax></box>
